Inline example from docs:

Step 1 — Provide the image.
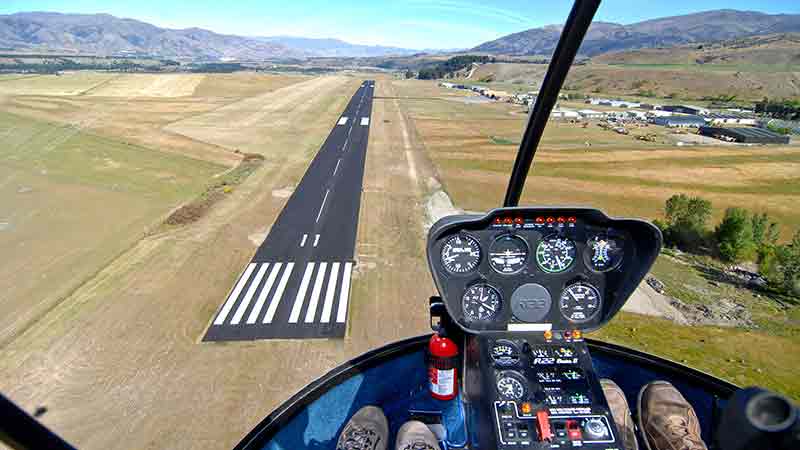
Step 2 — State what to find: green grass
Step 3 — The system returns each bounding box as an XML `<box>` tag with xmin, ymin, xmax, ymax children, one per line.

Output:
<box><xmin>489</xmin><ymin>135</ymin><xmax>518</xmax><ymax>145</ymax></box>
<box><xmin>0</xmin><ymin>111</ymin><xmax>223</xmax><ymax>202</ymax></box>
<box><xmin>594</xmin><ymin>312</ymin><xmax>800</xmax><ymax>400</ymax></box>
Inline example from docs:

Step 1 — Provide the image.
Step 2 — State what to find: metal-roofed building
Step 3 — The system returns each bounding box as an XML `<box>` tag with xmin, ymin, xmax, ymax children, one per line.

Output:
<box><xmin>699</xmin><ymin>126</ymin><xmax>791</xmax><ymax>144</ymax></box>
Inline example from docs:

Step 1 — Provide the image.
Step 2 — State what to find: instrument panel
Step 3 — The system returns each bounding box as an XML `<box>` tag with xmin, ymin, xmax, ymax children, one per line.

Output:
<box><xmin>427</xmin><ymin>207</ymin><xmax>661</xmax><ymax>333</ymax></box>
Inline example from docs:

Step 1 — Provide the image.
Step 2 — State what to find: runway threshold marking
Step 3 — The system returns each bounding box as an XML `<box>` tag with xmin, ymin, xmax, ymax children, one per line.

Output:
<box><xmin>289</xmin><ymin>263</ymin><xmax>316</xmax><ymax>323</ymax></box>
<box><xmin>264</xmin><ymin>262</ymin><xmax>295</xmax><ymax>323</ymax></box>
<box><xmin>214</xmin><ymin>263</ymin><xmax>256</xmax><ymax>325</ymax></box>
<box><xmin>336</xmin><ymin>262</ymin><xmax>354</xmax><ymax>323</ymax></box>
<box><xmin>304</xmin><ymin>262</ymin><xmax>328</xmax><ymax>323</ymax></box>
<box><xmin>361</xmin><ymin>117</ymin><xmax>369</xmax><ymax>126</ymax></box>
<box><xmin>338</xmin><ymin>117</ymin><xmax>348</xmax><ymax>125</ymax></box>
<box><xmin>313</xmin><ymin>234</ymin><xmax>320</xmax><ymax>247</ymax></box>
<box><xmin>300</xmin><ymin>234</ymin><xmax>308</xmax><ymax>247</ymax></box>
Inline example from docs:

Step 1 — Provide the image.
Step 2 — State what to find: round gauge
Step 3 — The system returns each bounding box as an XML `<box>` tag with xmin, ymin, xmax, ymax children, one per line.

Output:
<box><xmin>440</xmin><ymin>234</ymin><xmax>481</xmax><ymax>274</ymax></box>
<box><xmin>559</xmin><ymin>282</ymin><xmax>602</xmax><ymax>323</ymax></box>
<box><xmin>584</xmin><ymin>235</ymin><xmax>624</xmax><ymax>272</ymax></box>
<box><xmin>489</xmin><ymin>235</ymin><xmax>529</xmax><ymax>275</ymax></box>
<box><xmin>490</xmin><ymin>340</ymin><xmax>520</xmax><ymax>367</ymax></box>
<box><xmin>461</xmin><ymin>284</ymin><xmax>502</xmax><ymax>322</ymax></box>
<box><xmin>536</xmin><ymin>237</ymin><xmax>577</xmax><ymax>273</ymax></box>
<box><xmin>496</xmin><ymin>371</ymin><xmax>527</xmax><ymax>401</ymax></box>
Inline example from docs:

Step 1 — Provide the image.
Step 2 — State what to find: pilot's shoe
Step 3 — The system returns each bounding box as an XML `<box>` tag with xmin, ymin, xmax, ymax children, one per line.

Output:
<box><xmin>600</xmin><ymin>378</ymin><xmax>639</xmax><ymax>450</ymax></box>
<box><xmin>336</xmin><ymin>405</ymin><xmax>389</xmax><ymax>450</ymax></box>
<box><xmin>395</xmin><ymin>420</ymin><xmax>441</xmax><ymax>450</ymax></box>
<box><xmin>637</xmin><ymin>381</ymin><xmax>708</xmax><ymax>450</ymax></box>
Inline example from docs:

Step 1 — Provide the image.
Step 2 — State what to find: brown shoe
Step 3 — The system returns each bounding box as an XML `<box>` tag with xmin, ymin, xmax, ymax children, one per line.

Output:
<box><xmin>638</xmin><ymin>381</ymin><xmax>707</xmax><ymax>450</ymax></box>
<box><xmin>601</xmin><ymin>379</ymin><xmax>639</xmax><ymax>450</ymax></box>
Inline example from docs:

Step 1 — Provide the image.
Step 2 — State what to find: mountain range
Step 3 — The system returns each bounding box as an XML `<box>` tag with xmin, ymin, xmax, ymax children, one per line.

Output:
<box><xmin>473</xmin><ymin>9</ymin><xmax>800</xmax><ymax>56</ymax></box>
<box><xmin>2</xmin><ymin>9</ymin><xmax>800</xmax><ymax>61</ymax></box>
<box><xmin>0</xmin><ymin>12</ymin><xmax>422</xmax><ymax>59</ymax></box>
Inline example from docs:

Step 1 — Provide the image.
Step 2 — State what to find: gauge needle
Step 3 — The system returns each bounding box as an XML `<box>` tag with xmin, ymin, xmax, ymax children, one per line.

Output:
<box><xmin>555</xmin><ymin>255</ymin><xmax>563</xmax><ymax>267</ymax></box>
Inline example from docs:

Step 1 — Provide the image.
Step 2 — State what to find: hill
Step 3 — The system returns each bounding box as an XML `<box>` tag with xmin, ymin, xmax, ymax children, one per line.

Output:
<box><xmin>473</xmin><ymin>10</ymin><xmax>800</xmax><ymax>57</ymax></box>
<box><xmin>0</xmin><ymin>12</ymin><xmax>295</xmax><ymax>60</ymax></box>
<box><xmin>593</xmin><ymin>33</ymin><xmax>800</xmax><ymax>66</ymax></box>
<box><xmin>256</xmin><ymin>36</ymin><xmax>422</xmax><ymax>57</ymax></box>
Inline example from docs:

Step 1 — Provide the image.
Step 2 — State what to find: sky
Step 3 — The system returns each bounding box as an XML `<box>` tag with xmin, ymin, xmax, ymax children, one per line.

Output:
<box><xmin>1</xmin><ymin>0</ymin><xmax>799</xmax><ymax>49</ymax></box>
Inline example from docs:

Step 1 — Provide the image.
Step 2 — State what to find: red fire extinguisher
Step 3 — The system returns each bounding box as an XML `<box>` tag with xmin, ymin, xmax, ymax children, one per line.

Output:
<box><xmin>428</xmin><ymin>333</ymin><xmax>459</xmax><ymax>400</ymax></box>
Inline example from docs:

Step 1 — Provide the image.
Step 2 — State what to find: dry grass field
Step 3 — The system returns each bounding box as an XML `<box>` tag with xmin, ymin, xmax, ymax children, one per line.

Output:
<box><xmin>0</xmin><ymin>73</ymin><xmax>436</xmax><ymax>449</ymax></box>
<box><xmin>391</xmin><ymin>78</ymin><xmax>800</xmax><ymax>398</ymax></box>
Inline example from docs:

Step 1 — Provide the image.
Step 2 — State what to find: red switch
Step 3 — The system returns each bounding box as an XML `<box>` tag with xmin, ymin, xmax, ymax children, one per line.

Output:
<box><xmin>536</xmin><ymin>410</ymin><xmax>553</xmax><ymax>442</ymax></box>
<box><xmin>566</xmin><ymin>420</ymin><xmax>582</xmax><ymax>440</ymax></box>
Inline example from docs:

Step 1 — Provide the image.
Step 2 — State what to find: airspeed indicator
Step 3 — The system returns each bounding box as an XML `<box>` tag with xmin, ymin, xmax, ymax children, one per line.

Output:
<box><xmin>440</xmin><ymin>234</ymin><xmax>481</xmax><ymax>274</ymax></box>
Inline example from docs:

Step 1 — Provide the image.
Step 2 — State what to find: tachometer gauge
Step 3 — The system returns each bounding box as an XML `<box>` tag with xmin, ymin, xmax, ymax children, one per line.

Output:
<box><xmin>489</xmin><ymin>235</ymin><xmax>528</xmax><ymax>274</ymax></box>
<box><xmin>585</xmin><ymin>235</ymin><xmax>624</xmax><ymax>272</ymax></box>
<box><xmin>440</xmin><ymin>234</ymin><xmax>481</xmax><ymax>274</ymax></box>
<box><xmin>490</xmin><ymin>340</ymin><xmax>520</xmax><ymax>367</ymax></box>
<box><xmin>496</xmin><ymin>371</ymin><xmax>527</xmax><ymax>401</ymax></box>
<box><xmin>536</xmin><ymin>237</ymin><xmax>577</xmax><ymax>273</ymax></box>
<box><xmin>559</xmin><ymin>282</ymin><xmax>602</xmax><ymax>323</ymax></box>
<box><xmin>462</xmin><ymin>284</ymin><xmax>501</xmax><ymax>322</ymax></box>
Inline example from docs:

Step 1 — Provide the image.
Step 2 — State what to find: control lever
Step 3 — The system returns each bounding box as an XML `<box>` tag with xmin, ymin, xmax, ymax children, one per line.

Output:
<box><xmin>536</xmin><ymin>410</ymin><xmax>553</xmax><ymax>442</ymax></box>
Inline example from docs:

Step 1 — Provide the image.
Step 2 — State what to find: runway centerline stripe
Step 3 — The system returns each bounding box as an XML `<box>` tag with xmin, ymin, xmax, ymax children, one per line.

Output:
<box><xmin>214</xmin><ymin>263</ymin><xmax>256</xmax><ymax>325</ymax></box>
<box><xmin>304</xmin><ymin>262</ymin><xmax>328</xmax><ymax>323</ymax></box>
<box><xmin>289</xmin><ymin>263</ymin><xmax>315</xmax><ymax>323</ymax></box>
<box><xmin>336</xmin><ymin>262</ymin><xmax>353</xmax><ymax>323</ymax></box>
<box><xmin>247</xmin><ymin>263</ymin><xmax>282</xmax><ymax>324</ymax></box>
<box><xmin>230</xmin><ymin>263</ymin><xmax>268</xmax><ymax>325</ymax></box>
<box><xmin>315</xmin><ymin>189</ymin><xmax>330</xmax><ymax>223</ymax></box>
<box><xmin>264</xmin><ymin>262</ymin><xmax>294</xmax><ymax>323</ymax></box>
<box><xmin>320</xmin><ymin>262</ymin><xmax>340</xmax><ymax>323</ymax></box>
<box><xmin>205</xmin><ymin>81</ymin><xmax>373</xmax><ymax>341</ymax></box>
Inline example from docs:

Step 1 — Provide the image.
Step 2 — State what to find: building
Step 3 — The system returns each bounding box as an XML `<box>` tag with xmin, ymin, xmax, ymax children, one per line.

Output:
<box><xmin>652</xmin><ymin>115</ymin><xmax>707</xmax><ymax>128</ymax></box>
<box><xmin>699</xmin><ymin>126</ymin><xmax>791</xmax><ymax>144</ymax></box>
<box><xmin>551</xmin><ymin>108</ymin><xmax>581</xmax><ymax>120</ymax></box>
<box><xmin>578</xmin><ymin>109</ymin><xmax>605</xmax><ymax>119</ymax></box>
<box><xmin>706</xmin><ymin>112</ymin><xmax>758</xmax><ymax>126</ymax></box>
<box><xmin>661</xmin><ymin>105</ymin><xmax>709</xmax><ymax>116</ymax></box>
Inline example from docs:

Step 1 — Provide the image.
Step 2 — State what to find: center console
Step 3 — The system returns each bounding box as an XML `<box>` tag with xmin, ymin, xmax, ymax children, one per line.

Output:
<box><xmin>468</xmin><ymin>333</ymin><xmax>618</xmax><ymax>449</ymax></box>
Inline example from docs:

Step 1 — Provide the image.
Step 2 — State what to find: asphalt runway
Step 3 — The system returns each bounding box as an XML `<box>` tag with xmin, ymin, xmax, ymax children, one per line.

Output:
<box><xmin>204</xmin><ymin>80</ymin><xmax>374</xmax><ymax>341</ymax></box>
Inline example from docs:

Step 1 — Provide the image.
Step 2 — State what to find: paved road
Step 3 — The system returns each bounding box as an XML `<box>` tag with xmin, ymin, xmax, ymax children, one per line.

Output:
<box><xmin>204</xmin><ymin>80</ymin><xmax>374</xmax><ymax>341</ymax></box>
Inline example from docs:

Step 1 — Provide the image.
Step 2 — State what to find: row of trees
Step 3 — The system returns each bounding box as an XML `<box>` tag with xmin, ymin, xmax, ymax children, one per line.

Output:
<box><xmin>417</xmin><ymin>55</ymin><xmax>495</xmax><ymax>80</ymax></box>
<box><xmin>655</xmin><ymin>194</ymin><xmax>799</xmax><ymax>296</ymax></box>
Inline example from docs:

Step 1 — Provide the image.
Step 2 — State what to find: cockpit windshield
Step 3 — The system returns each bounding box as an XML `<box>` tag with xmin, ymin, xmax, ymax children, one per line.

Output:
<box><xmin>0</xmin><ymin>1</ymin><xmax>798</xmax><ymax>449</ymax></box>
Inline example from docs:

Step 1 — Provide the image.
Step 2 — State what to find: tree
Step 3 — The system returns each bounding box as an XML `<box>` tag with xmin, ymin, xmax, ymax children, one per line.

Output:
<box><xmin>716</xmin><ymin>208</ymin><xmax>755</xmax><ymax>262</ymax></box>
<box><xmin>751</xmin><ymin>212</ymin><xmax>780</xmax><ymax>248</ymax></box>
<box><xmin>662</xmin><ymin>194</ymin><xmax>712</xmax><ymax>250</ymax></box>
<box><xmin>775</xmin><ymin>231</ymin><xmax>800</xmax><ymax>295</ymax></box>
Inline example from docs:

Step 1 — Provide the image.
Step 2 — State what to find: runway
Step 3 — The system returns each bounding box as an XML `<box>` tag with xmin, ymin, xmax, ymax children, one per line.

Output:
<box><xmin>204</xmin><ymin>80</ymin><xmax>374</xmax><ymax>341</ymax></box>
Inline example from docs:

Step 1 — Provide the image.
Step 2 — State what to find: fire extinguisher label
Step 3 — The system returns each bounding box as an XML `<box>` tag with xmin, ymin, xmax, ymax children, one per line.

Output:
<box><xmin>429</xmin><ymin>368</ymin><xmax>455</xmax><ymax>396</ymax></box>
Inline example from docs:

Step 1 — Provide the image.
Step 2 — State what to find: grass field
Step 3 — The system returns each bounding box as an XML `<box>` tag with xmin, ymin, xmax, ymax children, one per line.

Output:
<box><xmin>394</xmin><ymin>78</ymin><xmax>800</xmax><ymax>398</ymax></box>
<box><xmin>0</xmin><ymin>110</ymin><xmax>224</xmax><ymax>345</ymax></box>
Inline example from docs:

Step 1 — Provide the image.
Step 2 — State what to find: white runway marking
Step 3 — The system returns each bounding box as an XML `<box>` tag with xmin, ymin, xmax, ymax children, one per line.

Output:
<box><xmin>333</xmin><ymin>158</ymin><xmax>341</xmax><ymax>175</ymax></box>
<box><xmin>361</xmin><ymin>117</ymin><xmax>369</xmax><ymax>126</ymax></box>
<box><xmin>337</xmin><ymin>117</ymin><xmax>348</xmax><ymax>125</ymax></box>
<box><xmin>316</xmin><ymin>189</ymin><xmax>330</xmax><ymax>223</ymax></box>
<box><xmin>305</xmin><ymin>263</ymin><xmax>328</xmax><ymax>323</ymax></box>
<box><xmin>313</xmin><ymin>234</ymin><xmax>320</xmax><ymax>247</ymax></box>
<box><xmin>214</xmin><ymin>263</ymin><xmax>256</xmax><ymax>325</ymax></box>
<box><xmin>320</xmin><ymin>262</ymin><xmax>340</xmax><ymax>323</ymax></box>
<box><xmin>300</xmin><ymin>234</ymin><xmax>308</xmax><ymax>247</ymax></box>
<box><xmin>247</xmin><ymin>263</ymin><xmax>282</xmax><ymax>324</ymax></box>
<box><xmin>230</xmin><ymin>263</ymin><xmax>269</xmax><ymax>324</ymax></box>
<box><xmin>264</xmin><ymin>262</ymin><xmax>295</xmax><ymax>323</ymax></box>
<box><xmin>336</xmin><ymin>262</ymin><xmax>353</xmax><ymax>323</ymax></box>
<box><xmin>289</xmin><ymin>263</ymin><xmax>315</xmax><ymax>323</ymax></box>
